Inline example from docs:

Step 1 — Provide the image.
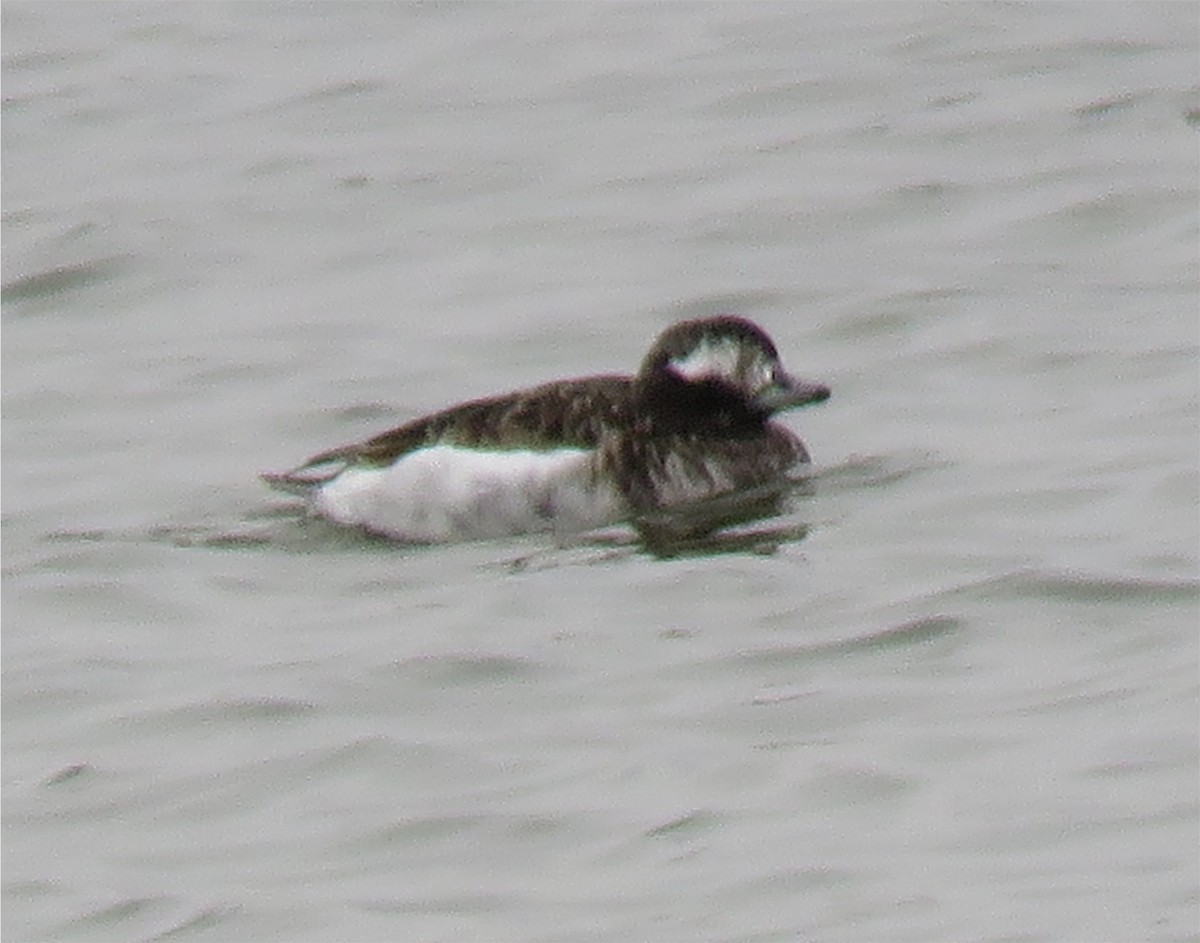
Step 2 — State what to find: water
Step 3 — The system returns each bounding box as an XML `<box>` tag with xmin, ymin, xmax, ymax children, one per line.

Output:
<box><xmin>3</xmin><ymin>3</ymin><xmax>1198</xmax><ymax>941</ymax></box>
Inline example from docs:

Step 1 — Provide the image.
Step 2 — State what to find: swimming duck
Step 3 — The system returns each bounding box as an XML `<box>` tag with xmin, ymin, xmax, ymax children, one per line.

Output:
<box><xmin>262</xmin><ymin>315</ymin><xmax>830</xmax><ymax>543</ymax></box>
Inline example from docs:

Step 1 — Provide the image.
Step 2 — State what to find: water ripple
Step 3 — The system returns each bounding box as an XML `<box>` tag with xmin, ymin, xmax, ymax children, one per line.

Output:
<box><xmin>737</xmin><ymin>615</ymin><xmax>965</xmax><ymax>668</ymax></box>
<box><xmin>1</xmin><ymin>257</ymin><xmax>125</xmax><ymax>304</ymax></box>
<box><xmin>970</xmin><ymin>569</ymin><xmax>1200</xmax><ymax>606</ymax></box>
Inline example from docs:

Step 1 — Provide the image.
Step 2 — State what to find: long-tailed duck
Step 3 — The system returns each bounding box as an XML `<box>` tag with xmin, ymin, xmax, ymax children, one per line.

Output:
<box><xmin>262</xmin><ymin>315</ymin><xmax>830</xmax><ymax>543</ymax></box>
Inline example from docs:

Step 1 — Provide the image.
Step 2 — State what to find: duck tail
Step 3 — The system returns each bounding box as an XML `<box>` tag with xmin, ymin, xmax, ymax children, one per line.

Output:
<box><xmin>260</xmin><ymin>448</ymin><xmax>355</xmax><ymax>497</ymax></box>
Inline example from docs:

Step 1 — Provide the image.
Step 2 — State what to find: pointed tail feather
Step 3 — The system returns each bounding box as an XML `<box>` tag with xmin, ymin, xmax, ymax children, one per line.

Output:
<box><xmin>260</xmin><ymin>470</ymin><xmax>326</xmax><ymax>497</ymax></box>
<box><xmin>260</xmin><ymin>450</ymin><xmax>354</xmax><ymax>497</ymax></box>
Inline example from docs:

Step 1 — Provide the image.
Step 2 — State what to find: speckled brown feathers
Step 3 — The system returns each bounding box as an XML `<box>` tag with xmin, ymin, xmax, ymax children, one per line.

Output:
<box><xmin>353</xmin><ymin>376</ymin><xmax>635</xmax><ymax>464</ymax></box>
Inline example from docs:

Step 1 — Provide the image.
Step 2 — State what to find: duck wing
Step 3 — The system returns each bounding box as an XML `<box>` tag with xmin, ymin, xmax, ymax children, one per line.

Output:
<box><xmin>261</xmin><ymin>376</ymin><xmax>635</xmax><ymax>496</ymax></box>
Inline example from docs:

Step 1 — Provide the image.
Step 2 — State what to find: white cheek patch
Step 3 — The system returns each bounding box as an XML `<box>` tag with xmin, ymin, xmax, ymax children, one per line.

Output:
<box><xmin>670</xmin><ymin>338</ymin><xmax>775</xmax><ymax>393</ymax></box>
<box><xmin>670</xmin><ymin>337</ymin><xmax>744</xmax><ymax>383</ymax></box>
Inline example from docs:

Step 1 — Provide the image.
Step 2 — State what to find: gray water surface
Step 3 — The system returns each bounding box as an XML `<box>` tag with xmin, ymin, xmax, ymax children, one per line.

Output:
<box><xmin>3</xmin><ymin>4</ymin><xmax>1198</xmax><ymax>942</ymax></box>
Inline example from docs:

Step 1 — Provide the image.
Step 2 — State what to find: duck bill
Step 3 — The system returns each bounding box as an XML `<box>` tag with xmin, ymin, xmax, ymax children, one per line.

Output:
<box><xmin>754</xmin><ymin>372</ymin><xmax>831</xmax><ymax>414</ymax></box>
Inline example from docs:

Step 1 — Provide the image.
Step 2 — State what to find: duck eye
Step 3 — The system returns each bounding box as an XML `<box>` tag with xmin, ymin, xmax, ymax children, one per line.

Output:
<box><xmin>745</xmin><ymin>357</ymin><xmax>778</xmax><ymax>395</ymax></box>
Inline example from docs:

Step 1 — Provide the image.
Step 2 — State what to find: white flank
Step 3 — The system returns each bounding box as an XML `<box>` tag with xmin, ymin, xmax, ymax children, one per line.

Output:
<box><xmin>313</xmin><ymin>445</ymin><xmax>625</xmax><ymax>543</ymax></box>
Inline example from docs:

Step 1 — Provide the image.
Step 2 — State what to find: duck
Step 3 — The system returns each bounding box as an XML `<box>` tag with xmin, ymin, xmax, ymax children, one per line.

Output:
<box><xmin>261</xmin><ymin>315</ymin><xmax>830</xmax><ymax>544</ymax></box>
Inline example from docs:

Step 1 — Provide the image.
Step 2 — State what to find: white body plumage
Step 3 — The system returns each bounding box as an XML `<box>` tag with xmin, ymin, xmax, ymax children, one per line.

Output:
<box><xmin>314</xmin><ymin>445</ymin><xmax>624</xmax><ymax>543</ymax></box>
